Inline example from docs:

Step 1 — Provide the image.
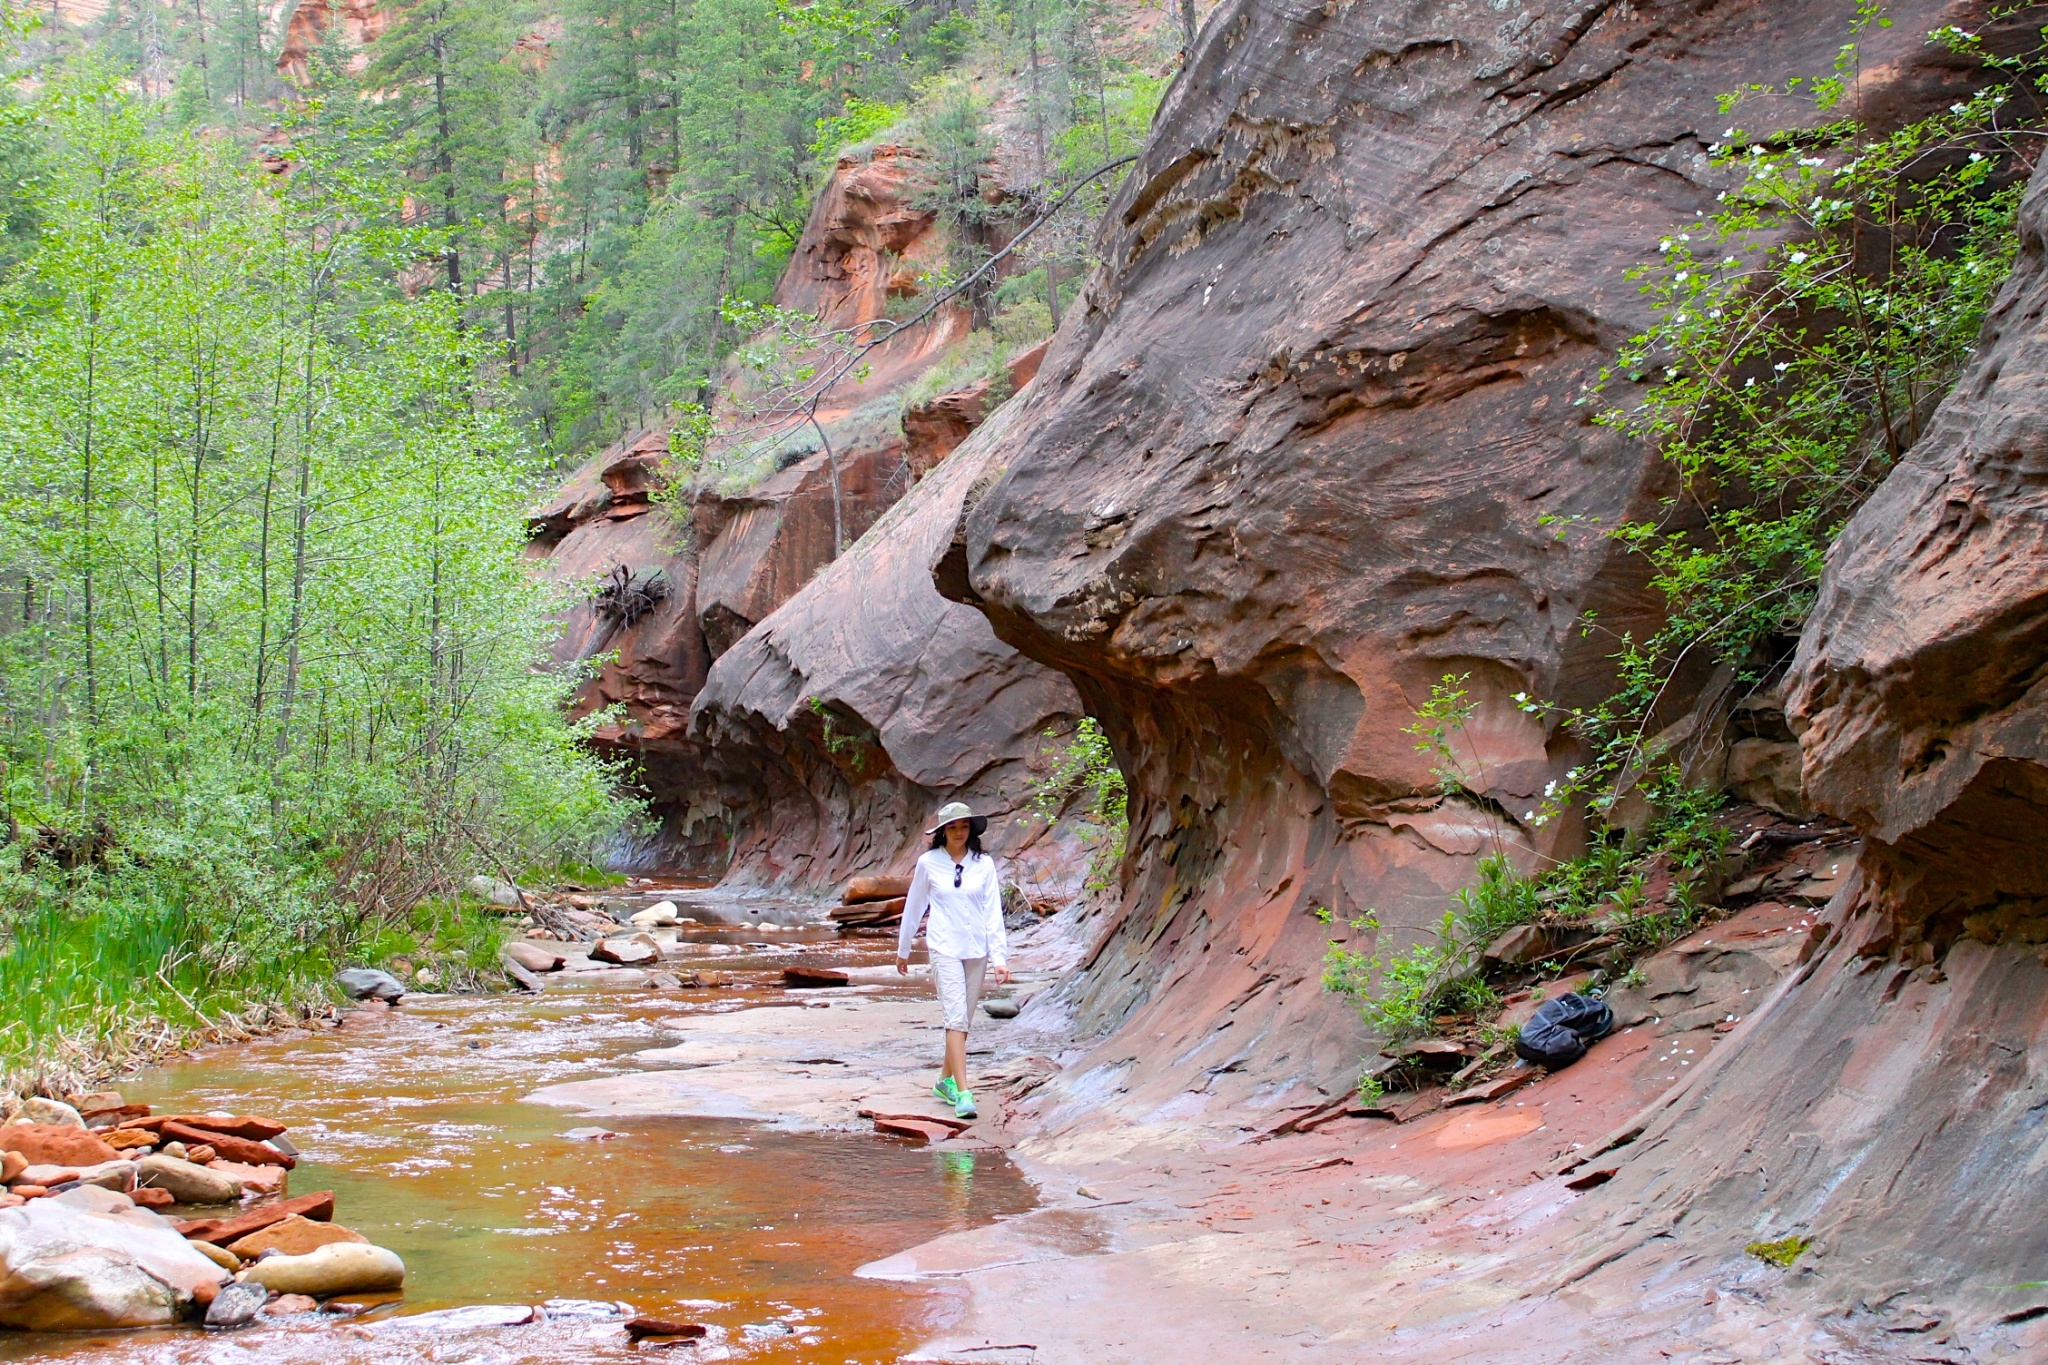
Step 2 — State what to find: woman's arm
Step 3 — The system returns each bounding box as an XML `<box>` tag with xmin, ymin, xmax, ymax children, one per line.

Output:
<box><xmin>896</xmin><ymin>858</ymin><xmax>931</xmax><ymax>972</ymax></box>
<box><xmin>984</xmin><ymin>857</ymin><xmax>1010</xmax><ymax>978</ymax></box>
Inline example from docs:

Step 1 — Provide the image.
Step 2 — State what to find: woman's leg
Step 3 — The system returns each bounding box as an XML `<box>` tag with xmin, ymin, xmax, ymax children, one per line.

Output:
<box><xmin>943</xmin><ymin>1028</ymin><xmax>968</xmax><ymax>1087</ymax></box>
<box><xmin>943</xmin><ymin>958</ymin><xmax>987</xmax><ymax>1088</ymax></box>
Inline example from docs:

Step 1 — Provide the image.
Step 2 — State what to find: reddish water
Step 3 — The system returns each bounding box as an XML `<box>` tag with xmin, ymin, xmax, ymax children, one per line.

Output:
<box><xmin>0</xmin><ymin>890</ymin><xmax>1031</xmax><ymax>1362</ymax></box>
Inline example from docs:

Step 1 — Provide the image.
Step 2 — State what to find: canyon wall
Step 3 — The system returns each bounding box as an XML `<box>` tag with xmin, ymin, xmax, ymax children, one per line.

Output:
<box><xmin>535</xmin><ymin>143</ymin><xmax>1089</xmax><ymax>884</ymax></box>
<box><xmin>1544</xmin><ymin>152</ymin><xmax>2048</xmax><ymax>1336</ymax></box>
<box><xmin>950</xmin><ymin>0</ymin><xmax>2006</xmax><ymax>1133</ymax></box>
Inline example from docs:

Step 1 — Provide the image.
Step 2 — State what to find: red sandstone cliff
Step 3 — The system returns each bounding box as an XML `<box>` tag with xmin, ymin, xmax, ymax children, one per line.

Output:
<box><xmin>953</xmin><ymin>0</ymin><xmax>2011</xmax><ymax>1120</ymax></box>
<box><xmin>534</xmin><ymin>141</ymin><xmax>1081</xmax><ymax>882</ymax></box>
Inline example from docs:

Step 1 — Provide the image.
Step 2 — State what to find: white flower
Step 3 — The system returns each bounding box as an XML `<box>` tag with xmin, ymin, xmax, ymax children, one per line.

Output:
<box><xmin>1774</xmin><ymin>361</ymin><xmax>1791</xmax><ymax>371</ymax></box>
<box><xmin>1970</xmin><ymin>152</ymin><xmax>1985</xmax><ymax>162</ymax></box>
<box><xmin>1744</xmin><ymin>377</ymin><xmax>1757</xmax><ymax>387</ymax></box>
<box><xmin>1799</xmin><ymin>157</ymin><xmax>1824</xmax><ymax>167</ymax></box>
<box><xmin>1952</xmin><ymin>103</ymin><xmax>1968</xmax><ymax>114</ymax></box>
<box><xmin>1567</xmin><ymin>768</ymin><xmax>1583</xmax><ymax>779</ymax></box>
<box><xmin>1789</xmin><ymin>251</ymin><xmax>1808</xmax><ymax>264</ymax></box>
<box><xmin>1724</xmin><ymin>128</ymin><xmax>1735</xmax><ymax>137</ymax></box>
<box><xmin>1512</xmin><ymin>691</ymin><xmax>1529</xmax><ymax>703</ymax></box>
<box><xmin>1665</xmin><ymin>367</ymin><xmax>1680</xmax><ymax>378</ymax></box>
<box><xmin>1708</xmin><ymin>309</ymin><xmax>1722</xmax><ymax>319</ymax></box>
<box><xmin>1658</xmin><ymin>239</ymin><xmax>1673</xmax><ymax>253</ymax></box>
<box><xmin>1543</xmin><ymin>780</ymin><xmax>1558</xmax><ymax>797</ymax></box>
<box><xmin>1675</xmin><ymin>271</ymin><xmax>1689</xmax><ymax>282</ymax></box>
<box><xmin>1524</xmin><ymin>812</ymin><xmax>1538</xmax><ymax>822</ymax></box>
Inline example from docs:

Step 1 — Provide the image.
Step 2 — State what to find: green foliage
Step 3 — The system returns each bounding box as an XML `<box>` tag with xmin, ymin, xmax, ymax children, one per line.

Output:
<box><xmin>0</xmin><ymin>62</ymin><xmax>635</xmax><ymax>1074</ymax></box>
<box><xmin>1525</xmin><ymin>22</ymin><xmax>2033</xmax><ymax>837</ymax></box>
<box><xmin>812</xmin><ymin>94</ymin><xmax>904</xmax><ymax>159</ymax></box>
<box><xmin>1355</xmin><ymin>1072</ymin><xmax>1384</xmax><ymax>1106</ymax></box>
<box><xmin>1029</xmin><ymin>716</ymin><xmax>1127</xmax><ymax>892</ymax></box>
<box><xmin>1746</xmin><ymin>1236</ymin><xmax>1813</xmax><ymax>1268</ymax></box>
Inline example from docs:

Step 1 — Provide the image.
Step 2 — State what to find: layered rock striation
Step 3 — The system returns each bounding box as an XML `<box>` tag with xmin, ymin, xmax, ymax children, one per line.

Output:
<box><xmin>952</xmin><ymin>0</ymin><xmax>2002</xmax><ymax>1126</ymax></box>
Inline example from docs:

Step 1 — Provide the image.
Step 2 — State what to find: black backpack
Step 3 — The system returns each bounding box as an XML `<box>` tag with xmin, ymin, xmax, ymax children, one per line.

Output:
<box><xmin>1513</xmin><ymin>992</ymin><xmax>1614</xmax><ymax>1069</ymax></box>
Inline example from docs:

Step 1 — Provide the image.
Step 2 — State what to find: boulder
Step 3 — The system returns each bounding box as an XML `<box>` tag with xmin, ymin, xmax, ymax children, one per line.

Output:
<box><xmin>627</xmin><ymin>1316</ymin><xmax>709</xmax><ymax>1339</ymax></box>
<box><xmin>19</xmin><ymin>1098</ymin><xmax>85</xmax><ymax>1129</ymax></box>
<box><xmin>0</xmin><ymin>1198</ymin><xmax>228</xmax><ymax>1330</ymax></box>
<box><xmin>68</xmin><ymin>1092</ymin><xmax>126</xmax><ymax>1120</ymax></box>
<box><xmin>135</xmin><ymin>1155</ymin><xmax>239</xmax><ymax>1206</ymax></box>
<box><xmin>226</xmin><ymin>1215</ymin><xmax>367</xmax><ymax>1261</ymax></box>
<box><xmin>335</xmin><ymin>967</ymin><xmax>405</xmax><ymax>1002</ymax></box>
<box><xmin>467</xmin><ymin>874</ymin><xmax>525</xmax><ymax>908</ymax></box>
<box><xmin>629</xmin><ymin>899</ymin><xmax>682</xmax><ymax>927</ymax></box>
<box><xmin>982</xmin><ymin>997</ymin><xmax>1020</xmax><ymax>1020</ymax></box>
<box><xmin>589</xmin><ymin>935</ymin><xmax>660</xmax><ymax>967</ymax></box>
<box><xmin>237</xmin><ymin>1241</ymin><xmax>404</xmax><ymax>1297</ymax></box>
<box><xmin>43</xmin><ymin>1161</ymin><xmax>134</xmax><ymax>1195</ymax></box>
<box><xmin>204</xmin><ymin>1278</ymin><xmax>269</xmax><ymax>1328</ymax></box>
<box><xmin>503</xmin><ymin>941</ymin><xmax>566</xmax><ymax>973</ymax></box>
<box><xmin>646</xmin><ymin>971</ymin><xmax>683</xmax><ymax>990</ymax></box>
<box><xmin>0</xmin><ymin>1124</ymin><xmax>119</xmax><ymax>1167</ymax></box>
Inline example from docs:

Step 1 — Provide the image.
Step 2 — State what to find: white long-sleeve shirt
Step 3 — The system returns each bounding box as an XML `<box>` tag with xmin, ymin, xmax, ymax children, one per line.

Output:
<box><xmin>897</xmin><ymin>847</ymin><xmax>1008</xmax><ymax>966</ymax></box>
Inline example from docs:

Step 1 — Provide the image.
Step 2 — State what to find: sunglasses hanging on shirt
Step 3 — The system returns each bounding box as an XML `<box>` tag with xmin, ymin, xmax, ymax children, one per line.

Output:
<box><xmin>953</xmin><ymin>862</ymin><xmax>965</xmax><ymax>888</ymax></box>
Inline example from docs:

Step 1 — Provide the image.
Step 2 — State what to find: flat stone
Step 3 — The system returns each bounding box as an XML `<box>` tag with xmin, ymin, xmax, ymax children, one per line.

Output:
<box><xmin>626</xmin><ymin>1315</ymin><xmax>709</xmax><ymax>1339</ymax></box>
<box><xmin>176</xmin><ymin>1190</ymin><xmax>335</xmax><ymax>1245</ymax></box>
<box><xmin>1446</xmin><ymin>1068</ymin><xmax>1541</xmax><ymax>1107</ymax></box>
<box><xmin>380</xmin><ymin>1303</ymin><xmax>536</xmax><ymax>1330</ymax></box>
<box><xmin>209</xmin><ymin>1160</ymin><xmax>287</xmax><ymax>1198</ymax></box>
<box><xmin>103</xmin><ymin>1129</ymin><xmax>157</xmax><ymax>1151</ymax></box>
<box><xmin>264</xmin><ymin>1293</ymin><xmax>318</xmax><ymax>1315</ymax></box>
<box><xmin>136</xmin><ymin>1155</ymin><xmax>238</xmax><ymax>1206</ymax></box>
<box><xmin>0</xmin><ymin>1152</ymin><xmax>23</xmax><ymax>1182</ymax></box>
<box><xmin>131</xmin><ymin>1188</ymin><xmax>175</xmax><ymax>1209</ymax></box>
<box><xmin>541</xmin><ymin>1297</ymin><xmax>629</xmax><ymax>1320</ymax></box>
<box><xmin>159</xmin><ymin>1121</ymin><xmax>293</xmax><ymax>1170</ymax></box>
<box><xmin>783</xmin><ymin>966</ymin><xmax>850</xmax><ymax>988</ymax></box>
<box><xmin>227</xmin><ymin>1214</ymin><xmax>367</xmax><ymax>1260</ymax></box>
<box><xmin>874</xmin><ymin>1118</ymin><xmax>957</xmax><ymax>1145</ymax></box>
<box><xmin>562</xmin><ymin>1127</ymin><xmax>618</xmax><ymax>1141</ymax></box>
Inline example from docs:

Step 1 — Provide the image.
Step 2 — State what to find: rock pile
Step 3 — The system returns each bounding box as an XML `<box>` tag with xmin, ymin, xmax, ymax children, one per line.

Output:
<box><xmin>0</xmin><ymin>1090</ymin><xmax>405</xmax><ymax>1332</ymax></box>
<box><xmin>827</xmin><ymin>875</ymin><xmax>911</xmax><ymax>934</ymax></box>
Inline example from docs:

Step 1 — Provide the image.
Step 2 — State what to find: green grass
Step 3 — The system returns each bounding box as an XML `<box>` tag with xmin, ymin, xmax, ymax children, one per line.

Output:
<box><xmin>0</xmin><ymin>897</ymin><xmax>335</xmax><ymax>1092</ymax></box>
<box><xmin>362</xmin><ymin>898</ymin><xmax>509</xmax><ymax>991</ymax></box>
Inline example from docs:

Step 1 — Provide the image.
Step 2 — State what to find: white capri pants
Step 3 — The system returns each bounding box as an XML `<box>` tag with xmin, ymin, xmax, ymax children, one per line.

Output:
<box><xmin>931</xmin><ymin>954</ymin><xmax>987</xmax><ymax>1033</ymax></box>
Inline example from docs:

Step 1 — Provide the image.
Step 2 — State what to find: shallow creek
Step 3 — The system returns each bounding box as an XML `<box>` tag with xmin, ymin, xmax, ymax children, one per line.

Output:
<box><xmin>1</xmin><ymin>887</ymin><xmax>1035</xmax><ymax>1363</ymax></box>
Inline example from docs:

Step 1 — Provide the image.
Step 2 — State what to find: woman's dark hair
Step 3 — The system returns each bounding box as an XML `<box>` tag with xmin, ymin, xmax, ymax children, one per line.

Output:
<box><xmin>930</xmin><ymin>828</ymin><xmax>985</xmax><ymax>858</ymax></box>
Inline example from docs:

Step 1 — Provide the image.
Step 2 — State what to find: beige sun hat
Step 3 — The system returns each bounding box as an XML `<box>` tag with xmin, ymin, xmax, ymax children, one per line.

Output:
<box><xmin>924</xmin><ymin>801</ymin><xmax>989</xmax><ymax>836</ymax></box>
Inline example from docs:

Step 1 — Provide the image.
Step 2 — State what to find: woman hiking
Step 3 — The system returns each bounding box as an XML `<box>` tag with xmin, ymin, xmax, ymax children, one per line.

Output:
<box><xmin>897</xmin><ymin>801</ymin><xmax>1010</xmax><ymax>1121</ymax></box>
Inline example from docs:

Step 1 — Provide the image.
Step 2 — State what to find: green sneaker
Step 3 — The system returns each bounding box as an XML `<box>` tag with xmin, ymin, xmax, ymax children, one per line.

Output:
<box><xmin>933</xmin><ymin>1076</ymin><xmax>962</xmax><ymax>1107</ymax></box>
<box><xmin>953</xmin><ymin>1088</ymin><xmax>979</xmax><ymax>1121</ymax></box>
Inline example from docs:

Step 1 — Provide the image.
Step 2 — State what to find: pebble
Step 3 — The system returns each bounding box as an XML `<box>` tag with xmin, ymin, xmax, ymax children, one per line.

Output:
<box><xmin>264</xmin><ymin>1294</ymin><xmax>319</xmax><ymax>1316</ymax></box>
<box><xmin>203</xmin><ymin>1280</ymin><xmax>269</xmax><ymax>1328</ymax></box>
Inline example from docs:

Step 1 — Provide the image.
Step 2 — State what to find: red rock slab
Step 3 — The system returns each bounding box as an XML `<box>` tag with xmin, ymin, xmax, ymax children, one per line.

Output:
<box><xmin>159</xmin><ymin>1120</ymin><xmax>294</xmax><ymax>1169</ymax></box>
<box><xmin>1445</xmin><ymin>1069</ymin><xmax>1540</xmax><ymax>1107</ymax></box>
<box><xmin>102</xmin><ymin>1128</ymin><xmax>157</xmax><ymax>1151</ymax></box>
<box><xmin>176</xmin><ymin>1190</ymin><xmax>335</xmax><ymax>1244</ymax></box>
<box><xmin>783</xmin><ymin>965</ymin><xmax>851</xmax><ymax>988</ymax></box>
<box><xmin>117</xmin><ymin>1113</ymin><xmax>286</xmax><ymax>1141</ymax></box>
<box><xmin>81</xmin><ymin>1103</ymin><xmax>152</xmax><ymax>1127</ymax></box>
<box><xmin>626</xmin><ymin>1317</ymin><xmax>709</xmax><ymax>1340</ymax></box>
<box><xmin>842</xmin><ymin>875</ymin><xmax>911</xmax><ymax>904</ymax></box>
<box><xmin>873</xmin><ymin>1118</ymin><xmax>958</xmax><ymax>1145</ymax></box>
<box><xmin>132</xmin><ymin>1187</ymin><xmax>174</xmax><ymax>1209</ymax></box>
<box><xmin>0</xmin><ymin>1124</ymin><xmax>119</xmax><ymax>1167</ymax></box>
<box><xmin>859</xmin><ymin>1107</ymin><xmax>970</xmax><ymax>1134</ymax></box>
